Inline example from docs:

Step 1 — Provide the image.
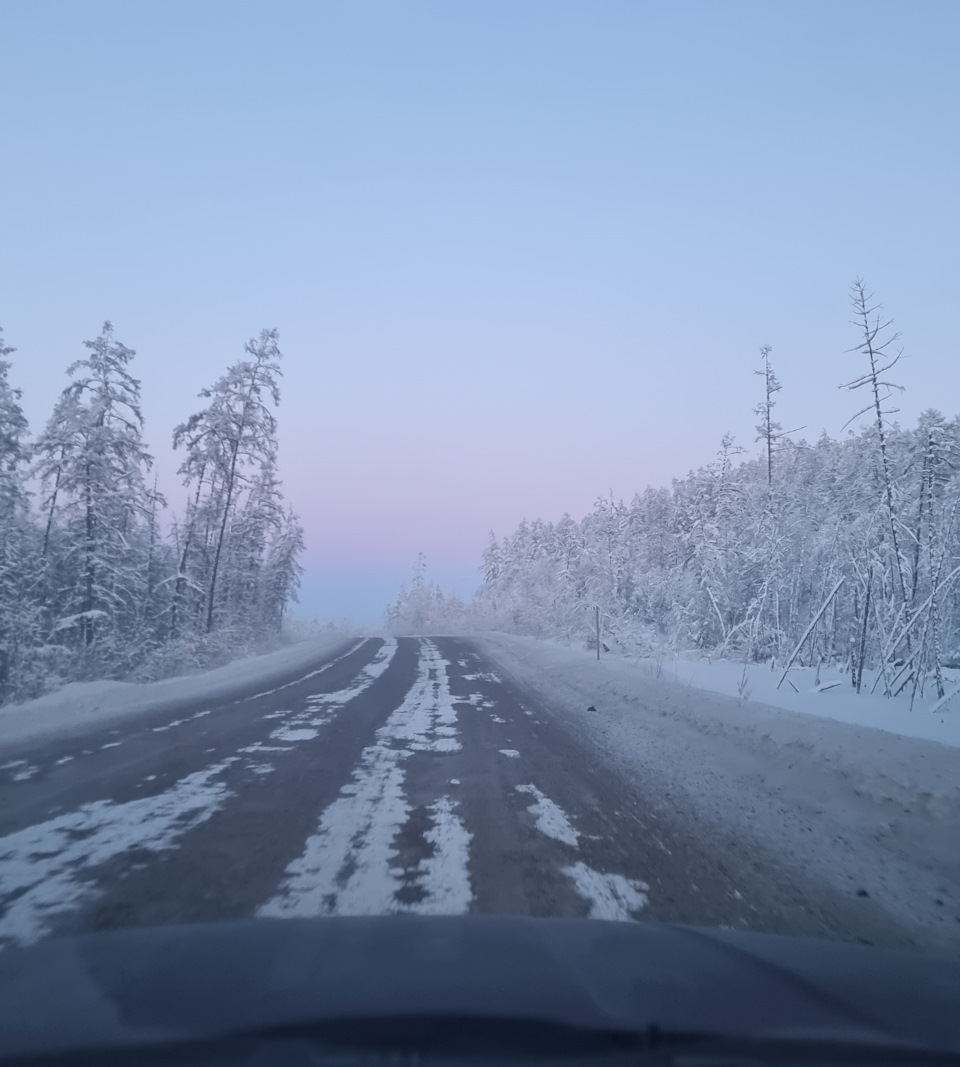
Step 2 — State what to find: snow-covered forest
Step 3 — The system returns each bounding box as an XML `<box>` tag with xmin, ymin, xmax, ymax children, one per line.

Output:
<box><xmin>0</xmin><ymin>323</ymin><xmax>304</xmax><ymax>704</ymax></box>
<box><xmin>390</xmin><ymin>283</ymin><xmax>960</xmax><ymax>705</ymax></box>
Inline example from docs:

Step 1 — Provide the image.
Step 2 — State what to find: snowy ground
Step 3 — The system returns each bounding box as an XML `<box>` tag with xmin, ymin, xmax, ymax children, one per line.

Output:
<box><xmin>471</xmin><ymin>633</ymin><xmax>960</xmax><ymax>947</ymax></box>
<box><xmin>0</xmin><ymin>634</ymin><xmax>358</xmax><ymax>748</ymax></box>
<box><xmin>633</xmin><ymin>652</ymin><xmax>960</xmax><ymax>748</ymax></box>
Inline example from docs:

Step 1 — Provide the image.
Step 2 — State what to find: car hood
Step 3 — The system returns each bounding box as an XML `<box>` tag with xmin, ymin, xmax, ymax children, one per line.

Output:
<box><xmin>0</xmin><ymin>916</ymin><xmax>958</xmax><ymax>1058</ymax></box>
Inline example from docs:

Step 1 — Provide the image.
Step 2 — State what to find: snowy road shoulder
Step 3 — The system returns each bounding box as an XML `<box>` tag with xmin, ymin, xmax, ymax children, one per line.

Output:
<box><xmin>0</xmin><ymin>634</ymin><xmax>362</xmax><ymax>748</ymax></box>
<box><xmin>472</xmin><ymin>633</ymin><xmax>960</xmax><ymax>816</ymax></box>
<box><xmin>471</xmin><ymin>632</ymin><xmax>960</xmax><ymax>947</ymax></box>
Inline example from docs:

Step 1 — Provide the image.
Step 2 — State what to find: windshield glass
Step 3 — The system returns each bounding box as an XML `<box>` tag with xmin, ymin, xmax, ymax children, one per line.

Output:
<box><xmin>1</xmin><ymin>0</ymin><xmax>958</xmax><ymax>976</ymax></box>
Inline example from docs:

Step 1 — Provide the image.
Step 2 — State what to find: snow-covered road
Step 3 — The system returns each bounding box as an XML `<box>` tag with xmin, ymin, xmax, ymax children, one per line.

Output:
<box><xmin>0</xmin><ymin>637</ymin><xmax>956</xmax><ymax>954</ymax></box>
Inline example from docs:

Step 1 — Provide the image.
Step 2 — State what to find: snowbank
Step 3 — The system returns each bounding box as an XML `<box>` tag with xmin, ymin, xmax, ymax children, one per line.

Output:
<box><xmin>638</xmin><ymin>654</ymin><xmax>960</xmax><ymax>748</ymax></box>
<box><xmin>473</xmin><ymin>632</ymin><xmax>959</xmax><ymax>811</ymax></box>
<box><xmin>473</xmin><ymin>632</ymin><xmax>960</xmax><ymax>949</ymax></box>
<box><xmin>0</xmin><ymin>634</ymin><xmax>360</xmax><ymax>748</ymax></box>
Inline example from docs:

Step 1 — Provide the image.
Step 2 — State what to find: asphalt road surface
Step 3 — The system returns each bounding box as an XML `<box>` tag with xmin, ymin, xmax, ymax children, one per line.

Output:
<box><xmin>0</xmin><ymin>637</ymin><xmax>931</xmax><ymax>951</ymax></box>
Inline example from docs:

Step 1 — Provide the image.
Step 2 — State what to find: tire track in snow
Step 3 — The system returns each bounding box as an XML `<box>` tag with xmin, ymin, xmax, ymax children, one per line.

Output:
<box><xmin>258</xmin><ymin>640</ymin><xmax>472</xmax><ymax>918</ymax></box>
<box><xmin>238</xmin><ymin>640</ymin><xmax>397</xmax><ymax>775</ymax></box>
<box><xmin>300</xmin><ymin>639</ymin><xmax>397</xmax><ymax>720</ymax></box>
<box><xmin>0</xmin><ymin>759</ymin><xmax>238</xmax><ymax>948</ymax></box>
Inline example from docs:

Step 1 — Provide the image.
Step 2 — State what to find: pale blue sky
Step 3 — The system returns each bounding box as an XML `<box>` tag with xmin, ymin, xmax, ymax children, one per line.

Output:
<box><xmin>2</xmin><ymin>1</ymin><xmax>958</xmax><ymax>622</ymax></box>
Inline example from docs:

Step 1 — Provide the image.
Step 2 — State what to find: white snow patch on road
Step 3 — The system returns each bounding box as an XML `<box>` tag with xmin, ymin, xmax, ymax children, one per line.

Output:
<box><xmin>100</xmin><ymin>742</ymin><xmax>122</xmax><ymax>750</ymax></box>
<box><xmin>499</xmin><ymin>749</ymin><xmax>520</xmax><ymax>758</ymax></box>
<box><xmin>406</xmin><ymin>796</ymin><xmax>472</xmax><ymax>915</ymax></box>
<box><xmin>462</xmin><ymin>671</ymin><xmax>502</xmax><ymax>684</ymax></box>
<box><xmin>516</xmin><ymin>784</ymin><xmax>579</xmax><ymax>847</ymax></box>
<box><xmin>491</xmin><ymin>715</ymin><xmax>507</xmax><ymax>723</ymax></box>
<box><xmin>270</xmin><ymin>727</ymin><xmax>318</xmax><ymax>742</ymax></box>
<box><xmin>564</xmin><ymin>861</ymin><xmax>648</xmax><ymax>920</ymax></box>
<box><xmin>0</xmin><ymin>759</ymin><xmax>238</xmax><ymax>948</ymax></box>
<box><xmin>11</xmin><ymin>767</ymin><xmax>37</xmax><ymax>782</ymax></box>
<box><xmin>463</xmin><ymin>693</ymin><xmax>497</xmax><ymax>710</ymax></box>
<box><xmin>259</xmin><ymin>640</ymin><xmax>471</xmax><ymax>918</ymax></box>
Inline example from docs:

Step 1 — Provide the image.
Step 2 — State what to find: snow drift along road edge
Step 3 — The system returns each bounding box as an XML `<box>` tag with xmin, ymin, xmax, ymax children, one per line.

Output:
<box><xmin>0</xmin><ymin>634</ymin><xmax>363</xmax><ymax>747</ymax></box>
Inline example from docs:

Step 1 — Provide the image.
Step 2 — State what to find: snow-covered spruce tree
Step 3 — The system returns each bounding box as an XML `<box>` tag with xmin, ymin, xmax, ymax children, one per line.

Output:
<box><xmin>383</xmin><ymin>553</ymin><xmax>474</xmax><ymax>634</ymax></box>
<box><xmin>0</xmin><ymin>328</ymin><xmax>28</xmax><ymax>520</ymax></box>
<box><xmin>263</xmin><ymin>508</ymin><xmax>306</xmax><ymax>632</ymax></box>
<box><xmin>499</xmin><ymin>519</ymin><xmax>563</xmax><ymax>636</ymax></box>
<box><xmin>551</xmin><ymin>513</ymin><xmax>589</xmax><ymax>639</ymax></box>
<box><xmin>35</xmin><ymin>387</ymin><xmax>82</xmax><ymax>561</ymax></box>
<box><xmin>908</xmin><ymin>410</ymin><xmax>949</xmax><ymax>606</ymax></box>
<box><xmin>675</xmin><ymin>433</ymin><xmax>751</xmax><ymax>651</ymax></box>
<box><xmin>389</xmin><ymin>555</ymin><xmax>434</xmax><ymax>633</ymax></box>
<box><xmin>173</xmin><ymin>329</ymin><xmax>296</xmax><ymax>637</ymax></box>
<box><xmin>384</xmin><ymin>579</ymin><xmax>467</xmax><ymax>634</ymax></box>
<box><xmin>0</xmin><ymin>328</ymin><xmax>48</xmax><ymax>700</ymax></box>
<box><xmin>167</xmin><ymin>435</ymin><xmax>221</xmax><ymax>638</ymax></box>
<box><xmin>128</xmin><ymin>476</ymin><xmax>176</xmax><ymax>656</ymax></box>
<box><xmin>33</xmin><ymin>323</ymin><xmax>157</xmax><ymax>675</ymax></box>
<box><xmin>475</xmin><ymin>532</ymin><xmax>504</xmax><ymax>626</ymax></box>
<box><xmin>621</xmin><ymin>485</ymin><xmax>687</xmax><ymax>649</ymax></box>
<box><xmin>579</xmin><ymin>494</ymin><xmax>631</xmax><ymax>645</ymax></box>
<box><xmin>220</xmin><ymin>461</ymin><xmax>284</xmax><ymax>633</ymax></box>
<box><xmin>899</xmin><ymin>410</ymin><xmax>960</xmax><ymax>701</ymax></box>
